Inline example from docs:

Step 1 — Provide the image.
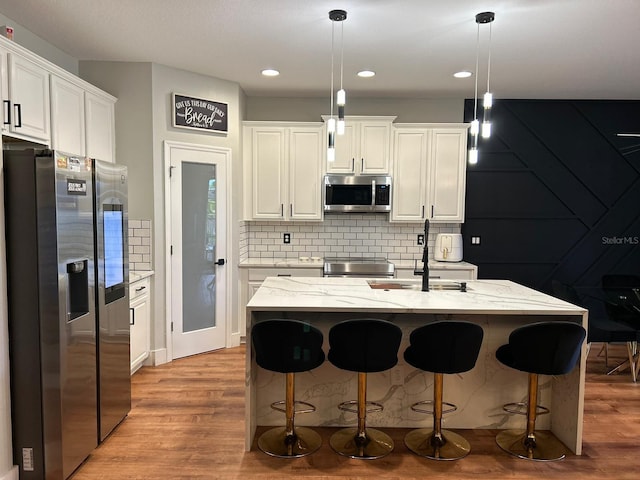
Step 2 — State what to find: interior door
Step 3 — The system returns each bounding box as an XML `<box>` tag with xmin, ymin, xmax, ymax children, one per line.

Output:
<box><xmin>168</xmin><ymin>143</ymin><xmax>228</xmax><ymax>359</ymax></box>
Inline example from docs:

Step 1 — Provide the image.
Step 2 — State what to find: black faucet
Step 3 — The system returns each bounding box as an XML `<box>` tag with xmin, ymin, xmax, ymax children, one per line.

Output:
<box><xmin>413</xmin><ymin>219</ymin><xmax>430</xmax><ymax>291</ymax></box>
<box><xmin>421</xmin><ymin>219</ymin><xmax>429</xmax><ymax>291</ymax></box>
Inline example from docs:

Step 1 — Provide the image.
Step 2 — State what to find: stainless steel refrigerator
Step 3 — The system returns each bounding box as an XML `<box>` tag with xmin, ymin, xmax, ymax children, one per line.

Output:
<box><xmin>4</xmin><ymin>149</ymin><xmax>130</xmax><ymax>480</ymax></box>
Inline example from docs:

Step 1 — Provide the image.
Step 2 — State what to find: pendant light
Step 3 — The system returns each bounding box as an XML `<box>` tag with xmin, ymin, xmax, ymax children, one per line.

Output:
<box><xmin>328</xmin><ymin>9</ymin><xmax>347</xmax><ymax>161</ymax></box>
<box><xmin>469</xmin><ymin>11</ymin><xmax>495</xmax><ymax>165</ymax></box>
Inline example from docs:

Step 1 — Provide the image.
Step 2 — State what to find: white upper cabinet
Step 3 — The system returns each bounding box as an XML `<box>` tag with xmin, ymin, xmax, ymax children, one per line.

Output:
<box><xmin>391</xmin><ymin>128</ymin><xmax>430</xmax><ymax>222</ymax></box>
<box><xmin>428</xmin><ymin>128</ymin><xmax>468</xmax><ymax>222</ymax></box>
<box><xmin>85</xmin><ymin>92</ymin><xmax>116</xmax><ymax>163</ymax></box>
<box><xmin>391</xmin><ymin>124</ymin><xmax>468</xmax><ymax>223</ymax></box>
<box><xmin>243</xmin><ymin>122</ymin><xmax>324</xmax><ymax>221</ymax></box>
<box><xmin>51</xmin><ymin>75</ymin><xmax>85</xmax><ymax>155</ymax></box>
<box><xmin>0</xmin><ymin>36</ymin><xmax>116</xmax><ymax>158</ymax></box>
<box><xmin>325</xmin><ymin>116</ymin><xmax>395</xmax><ymax>175</ymax></box>
<box><xmin>1</xmin><ymin>48</ymin><xmax>50</xmax><ymax>143</ymax></box>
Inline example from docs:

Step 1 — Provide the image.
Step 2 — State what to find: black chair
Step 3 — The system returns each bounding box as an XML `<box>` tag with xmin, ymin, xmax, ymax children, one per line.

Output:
<box><xmin>403</xmin><ymin>321</ymin><xmax>484</xmax><ymax>460</ymax></box>
<box><xmin>495</xmin><ymin>321</ymin><xmax>586</xmax><ymax>461</ymax></box>
<box><xmin>552</xmin><ymin>279</ymin><xmax>639</xmax><ymax>382</ymax></box>
<box><xmin>327</xmin><ymin>318</ymin><xmax>403</xmax><ymax>459</ymax></box>
<box><xmin>251</xmin><ymin>319</ymin><xmax>325</xmax><ymax>458</ymax></box>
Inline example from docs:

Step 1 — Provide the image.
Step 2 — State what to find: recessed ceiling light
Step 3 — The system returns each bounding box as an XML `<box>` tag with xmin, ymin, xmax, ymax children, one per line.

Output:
<box><xmin>357</xmin><ymin>70</ymin><xmax>375</xmax><ymax>78</ymax></box>
<box><xmin>454</xmin><ymin>71</ymin><xmax>473</xmax><ymax>78</ymax></box>
<box><xmin>261</xmin><ymin>69</ymin><xmax>279</xmax><ymax>77</ymax></box>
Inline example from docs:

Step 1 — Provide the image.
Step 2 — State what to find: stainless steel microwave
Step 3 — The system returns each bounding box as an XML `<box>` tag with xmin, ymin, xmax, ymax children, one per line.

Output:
<box><xmin>324</xmin><ymin>175</ymin><xmax>392</xmax><ymax>213</ymax></box>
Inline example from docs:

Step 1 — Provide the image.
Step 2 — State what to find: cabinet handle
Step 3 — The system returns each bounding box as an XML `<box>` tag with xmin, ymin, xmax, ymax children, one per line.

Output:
<box><xmin>361</xmin><ymin>158</ymin><xmax>364</xmax><ymax>172</ymax></box>
<box><xmin>422</xmin><ymin>205</ymin><xmax>425</xmax><ymax>218</ymax></box>
<box><xmin>3</xmin><ymin>100</ymin><xmax>10</xmax><ymax>125</ymax></box>
<box><xmin>277</xmin><ymin>274</ymin><xmax>291</xmax><ymax>277</ymax></box>
<box><xmin>135</xmin><ymin>286</ymin><xmax>146</xmax><ymax>293</ymax></box>
<box><xmin>290</xmin><ymin>204</ymin><xmax>293</xmax><ymax>216</ymax></box>
<box><xmin>130</xmin><ymin>307</ymin><xmax>135</xmax><ymax>326</ymax></box>
<box><xmin>431</xmin><ymin>205</ymin><xmax>434</xmax><ymax>218</ymax></box>
<box><xmin>351</xmin><ymin>158</ymin><xmax>355</xmax><ymax>171</ymax></box>
<box><xmin>14</xmin><ymin>104</ymin><xmax>22</xmax><ymax>128</ymax></box>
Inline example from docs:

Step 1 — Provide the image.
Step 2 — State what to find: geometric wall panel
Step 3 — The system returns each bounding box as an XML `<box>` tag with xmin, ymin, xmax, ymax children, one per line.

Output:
<box><xmin>462</xmin><ymin>100</ymin><xmax>640</xmax><ymax>301</ymax></box>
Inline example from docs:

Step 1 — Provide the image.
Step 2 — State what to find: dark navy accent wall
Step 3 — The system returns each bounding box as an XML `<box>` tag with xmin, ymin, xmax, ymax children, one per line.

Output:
<box><xmin>462</xmin><ymin>100</ymin><xmax>640</xmax><ymax>314</ymax></box>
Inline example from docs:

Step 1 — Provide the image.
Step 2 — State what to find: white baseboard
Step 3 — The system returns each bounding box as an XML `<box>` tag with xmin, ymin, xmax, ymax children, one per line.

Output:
<box><xmin>228</xmin><ymin>332</ymin><xmax>241</xmax><ymax>348</ymax></box>
<box><xmin>149</xmin><ymin>348</ymin><xmax>168</xmax><ymax>366</ymax></box>
<box><xmin>0</xmin><ymin>465</ymin><xmax>18</xmax><ymax>480</ymax></box>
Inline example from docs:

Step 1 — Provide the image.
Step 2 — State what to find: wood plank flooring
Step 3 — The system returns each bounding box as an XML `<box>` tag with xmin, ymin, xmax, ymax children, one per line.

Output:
<box><xmin>71</xmin><ymin>344</ymin><xmax>640</xmax><ymax>480</ymax></box>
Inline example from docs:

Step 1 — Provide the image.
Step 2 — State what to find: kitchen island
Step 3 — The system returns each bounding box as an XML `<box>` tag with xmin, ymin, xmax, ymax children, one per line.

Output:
<box><xmin>245</xmin><ymin>277</ymin><xmax>587</xmax><ymax>454</ymax></box>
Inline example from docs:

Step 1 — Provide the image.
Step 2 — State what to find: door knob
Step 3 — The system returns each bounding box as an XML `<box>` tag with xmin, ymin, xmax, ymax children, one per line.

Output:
<box><xmin>215</xmin><ymin>258</ymin><xmax>225</xmax><ymax>266</ymax></box>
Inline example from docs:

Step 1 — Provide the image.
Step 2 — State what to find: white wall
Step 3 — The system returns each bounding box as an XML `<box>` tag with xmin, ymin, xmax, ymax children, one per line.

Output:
<box><xmin>80</xmin><ymin>61</ymin><xmax>246</xmax><ymax>359</ymax></box>
<box><xmin>0</xmin><ymin>13</ymin><xmax>78</xmax><ymax>75</ymax></box>
<box><xmin>150</xmin><ymin>63</ymin><xmax>244</xmax><ymax>348</ymax></box>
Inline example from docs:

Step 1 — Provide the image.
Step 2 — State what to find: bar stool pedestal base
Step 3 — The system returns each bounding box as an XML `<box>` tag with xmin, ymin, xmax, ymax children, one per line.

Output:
<box><xmin>329</xmin><ymin>427</ymin><xmax>394</xmax><ymax>459</ymax></box>
<box><xmin>496</xmin><ymin>429</ymin><xmax>568</xmax><ymax>461</ymax></box>
<box><xmin>258</xmin><ymin>426</ymin><xmax>322</xmax><ymax>458</ymax></box>
<box><xmin>404</xmin><ymin>428</ymin><xmax>471</xmax><ymax>460</ymax></box>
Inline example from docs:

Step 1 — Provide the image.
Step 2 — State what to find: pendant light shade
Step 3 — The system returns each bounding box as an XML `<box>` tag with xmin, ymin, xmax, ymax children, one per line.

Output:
<box><xmin>469</xmin><ymin>11</ymin><xmax>496</xmax><ymax>164</ymax></box>
<box><xmin>328</xmin><ymin>9</ymin><xmax>347</xmax><ymax>161</ymax></box>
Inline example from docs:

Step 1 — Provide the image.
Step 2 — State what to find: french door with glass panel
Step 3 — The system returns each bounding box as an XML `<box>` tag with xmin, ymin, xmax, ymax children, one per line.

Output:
<box><xmin>167</xmin><ymin>142</ymin><xmax>228</xmax><ymax>359</ymax></box>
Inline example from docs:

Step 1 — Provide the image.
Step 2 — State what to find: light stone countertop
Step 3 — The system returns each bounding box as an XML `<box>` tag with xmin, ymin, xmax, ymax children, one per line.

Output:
<box><xmin>247</xmin><ymin>276</ymin><xmax>585</xmax><ymax>316</ymax></box>
<box><xmin>129</xmin><ymin>270</ymin><xmax>154</xmax><ymax>283</ymax></box>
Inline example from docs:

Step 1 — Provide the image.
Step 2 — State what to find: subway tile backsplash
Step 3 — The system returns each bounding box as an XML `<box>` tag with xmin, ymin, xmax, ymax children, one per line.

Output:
<box><xmin>239</xmin><ymin>214</ymin><xmax>460</xmax><ymax>262</ymax></box>
<box><xmin>128</xmin><ymin>219</ymin><xmax>153</xmax><ymax>271</ymax></box>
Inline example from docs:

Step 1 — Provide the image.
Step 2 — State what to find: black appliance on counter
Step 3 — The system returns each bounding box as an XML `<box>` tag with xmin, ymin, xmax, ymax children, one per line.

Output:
<box><xmin>4</xmin><ymin>149</ymin><xmax>130</xmax><ymax>480</ymax></box>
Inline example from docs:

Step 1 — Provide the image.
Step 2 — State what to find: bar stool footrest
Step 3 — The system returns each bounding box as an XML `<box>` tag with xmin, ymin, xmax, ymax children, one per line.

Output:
<box><xmin>411</xmin><ymin>399</ymin><xmax>457</xmax><ymax>415</ymax></box>
<box><xmin>270</xmin><ymin>400</ymin><xmax>316</xmax><ymax>415</ymax></box>
<box><xmin>502</xmin><ymin>402</ymin><xmax>550</xmax><ymax>416</ymax></box>
<box><xmin>338</xmin><ymin>400</ymin><xmax>383</xmax><ymax>415</ymax></box>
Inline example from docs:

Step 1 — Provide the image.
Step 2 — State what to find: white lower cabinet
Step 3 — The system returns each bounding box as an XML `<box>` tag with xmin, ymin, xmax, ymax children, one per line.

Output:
<box><xmin>130</xmin><ymin>276</ymin><xmax>151</xmax><ymax>374</ymax></box>
<box><xmin>395</xmin><ymin>264</ymin><xmax>477</xmax><ymax>280</ymax></box>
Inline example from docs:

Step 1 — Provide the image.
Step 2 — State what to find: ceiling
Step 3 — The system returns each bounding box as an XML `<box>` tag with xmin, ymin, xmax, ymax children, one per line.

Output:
<box><xmin>0</xmin><ymin>0</ymin><xmax>638</xmax><ymax>100</ymax></box>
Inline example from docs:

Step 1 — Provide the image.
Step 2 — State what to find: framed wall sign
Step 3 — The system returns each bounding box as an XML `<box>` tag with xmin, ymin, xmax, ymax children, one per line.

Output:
<box><xmin>172</xmin><ymin>93</ymin><xmax>228</xmax><ymax>133</ymax></box>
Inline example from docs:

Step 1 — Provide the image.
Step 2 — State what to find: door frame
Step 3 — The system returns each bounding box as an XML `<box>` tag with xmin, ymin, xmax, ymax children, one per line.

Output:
<box><xmin>164</xmin><ymin>141</ymin><xmax>233</xmax><ymax>361</ymax></box>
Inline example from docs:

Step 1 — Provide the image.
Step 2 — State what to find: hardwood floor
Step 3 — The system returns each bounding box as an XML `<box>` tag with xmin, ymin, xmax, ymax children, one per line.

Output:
<box><xmin>71</xmin><ymin>344</ymin><xmax>640</xmax><ymax>480</ymax></box>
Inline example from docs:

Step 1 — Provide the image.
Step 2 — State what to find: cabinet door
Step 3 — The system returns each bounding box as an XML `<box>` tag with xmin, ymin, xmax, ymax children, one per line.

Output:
<box><xmin>360</xmin><ymin>121</ymin><xmax>391</xmax><ymax>174</ymax></box>
<box><xmin>86</xmin><ymin>92</ymin><xmax>115</xmax><ymax>162</ymax></box>
<box><xmin>428</xmin><ymin>128</ymin><xmax>467</xmax><ymax>222</ymax></box>
<box><xmin>50</xmin><ymin>75</ymin><xmax>85</xmax><ymax>155</ymax></box>
<box><xmin>391</xmin><ymin>129</ymin><xmax>429</xmax><ymax>222</ymax></box>
<box><xmin>8</xmin><ymin>53</ymin><xmax>50</xmax><ymax>142</ymax></box>
<box><xmin>130</xmin><ymin>295</ymin><xmax>150</xmax><ymax>374</ymax></box>
<box><xmin>252</xmin><ymin>127</ymin><xmax>286</xmax><ymax>219</ymax></box>
<box><xmin>328</xmin><ymin>122</ymin><xmax>357</xmax><ymax>173</ymax></box>
<box><xmin>0</xmin><ymin>48</ymin><xmax>8</xmax><ymax>132</ymax></box>
<box><xmin>289</xmin><ymin>127</ymin><xmax>323</xmax><ymax>220</ymax></box>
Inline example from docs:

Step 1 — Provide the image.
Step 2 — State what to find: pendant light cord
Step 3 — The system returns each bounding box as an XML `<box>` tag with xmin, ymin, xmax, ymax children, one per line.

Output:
<box><xmin>330</xmin><ymin>20</ymin><xmax>335</xmax><ymax>119</ymax></box>
<box><xmin>339</xmin><ymin>21</ymin><xmax>344</xmax><ymax>93</ymax></box>
<box><xmin>473</xmin><ymin>22</ymin><xmax>480</xmax><ymax>122</ymax></box>
<box><xmin>486</xmin><ymin>21</ymin><xmax>492</xmax><ymax>95</ymax></box>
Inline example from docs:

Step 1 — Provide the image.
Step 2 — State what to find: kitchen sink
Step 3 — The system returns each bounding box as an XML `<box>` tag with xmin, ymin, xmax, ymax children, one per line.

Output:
<box><xmin>367</xmin><ymin>280</ymin><xmax>468</xmax><ymax>291</ymax></box>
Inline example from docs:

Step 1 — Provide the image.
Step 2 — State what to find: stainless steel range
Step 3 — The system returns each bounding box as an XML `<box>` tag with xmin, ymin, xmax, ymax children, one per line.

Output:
<box><xmin>323</xmin><ymin>256</ymin><xmax>395</xmax><ymax>278</ymax></box>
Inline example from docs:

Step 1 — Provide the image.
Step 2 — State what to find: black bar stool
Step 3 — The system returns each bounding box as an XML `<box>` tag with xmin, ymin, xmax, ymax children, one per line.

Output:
<box><xmin>403</xmin><ymin>321</ymin><xmax>484</xmax><ymax>460</ymax></box>
<box><xmin>327</xmin><ymin>318</ymin><xmax>402</xmax><ymax>459</ymax></box>
<box><xmin>251</xmin><ymin>319</ymin><xmax>325</xmax><ymax>458</ymax></box>
<box><xmin>495</xmin><ymin>321</ymin><xmax>586</xmax><ymax>461</ymax></box>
